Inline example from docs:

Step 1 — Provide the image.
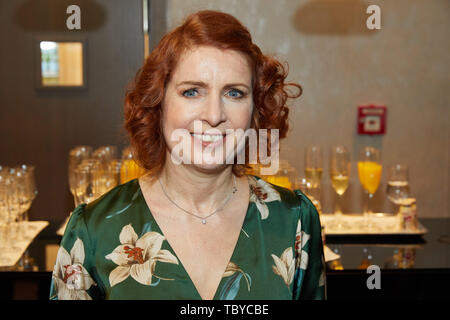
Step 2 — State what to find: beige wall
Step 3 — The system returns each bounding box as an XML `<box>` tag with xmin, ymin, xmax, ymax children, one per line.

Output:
<box><xmin>160</xmin><ymin>0</ymin><xmax>449</xmax><ymax>218</ymax></box>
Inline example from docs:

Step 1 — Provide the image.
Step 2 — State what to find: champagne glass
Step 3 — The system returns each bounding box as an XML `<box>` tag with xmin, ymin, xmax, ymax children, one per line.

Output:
<box><xmin>305</xmin><ymin>145</ymin><xmax>323</xmax><ymax>188</ymax></box>
<box><xmin>14</xmin><ymin>165</ymin><xmax>38</xmax><ymax>269</ymax></box>
<box><xmin>305</xmin><ymin>146</ymin><xmax>324</xmax><ymax>215</ymax></box>
<box><xmin>295</xmin><ymin>177</ymin><xmax>322</xmax><ymax>215</ymax></box>
<box><xmin>386</xmin><ymin>164</ymin><xmax>410</xmax><ymax>230</ymax></box>
<box><xmin>386</xmin><ymin>164</ymin><xmax>410</xmax><ymax>206</ymax></box>
<box><xmin>7</xmin><ymin>168</ymin><xmax>22</xmax><ymax>244</ymax></box>
<box><xmin>92</xmin><ymin>146</ymin><xmax>121</xmax><ymax>197</ymax></box>
<box><xmin>92</xmin><ymin>159</ymin><xmax>119</xmax><ymax>197</ymax></box>
<box><xmin>93</xmin><ymin>146</ymin><xmax>118</xmax><ymax>176</ymax></box>
<box><xmin>20</xmin><ymin>165</ymin><xmax>38</xmax><ymax>234</ymax></box>
<box><xmin>69</xmin><ymin>146</ymin><xmax>92</xmax><ymax>207</ymax></box>
<box><xmin>93</xmin><ymin>146</ymin><xmax>118</xmax><ymax>163</ymax></box>
<box><xmin>108</xmin><ymin>159</ymin><xmax>122</xmax><ymax>189</ymax></box>
<box><xmin>0</xmin><ymin>168</ymin><xmax>12</xmax><ymax>264</ymax></box>
<box><xmin>75</xmin><ymin>158</ymin><xmax>102</xmax><ymax>204</ymax></box>
<box><xmin>3</xmin><ymin>169</ymin><xmax>21</xmax><ymax>251</ymax></box>
<box><xmin>329</xmin><ymin>145</ymin><xmax>350</xmax><ymax>229</ymax></box>
<box><xmin>357</xmin><ymin>147</ymin><xmax>382</xmax><ymax>230</ymax></box>
<box><xmin>295</xmin><ymin>177</ymin><xmax>314</xmax><ymax>197</ymax></box>
<box><xmin>12</xmin><ymin>168</ymin><xmax>27</xmax><ymax>241</ymax></box>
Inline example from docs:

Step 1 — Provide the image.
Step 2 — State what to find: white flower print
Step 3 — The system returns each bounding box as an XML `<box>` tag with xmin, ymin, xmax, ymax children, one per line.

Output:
<box><xmin>271</xmin><ymin>247</ymin><xmax>295</xmax><ymax>287</ymax></box>
<box><xmin>249</xmin><ymin>177</ymin><xmax>281</xmax><ymax>220</ymax></box>
<box><xmin>222</xmin><ymin>262</ymin><xmax>251</xmax><ymax>291</ymax></box>
<box><xmin>295</xmin><ymin>219</ymin><xmax>310</xmax><ymax>270</ymax></box>
<box><xmin>105</xmin><ymin>224</ymin><xmax>178</xmax><ymax>287</ymax></box>
<box><xmin>52</xmin><ymin>238</ymin><xmax>96</xmax><ymax>300</ymax></box>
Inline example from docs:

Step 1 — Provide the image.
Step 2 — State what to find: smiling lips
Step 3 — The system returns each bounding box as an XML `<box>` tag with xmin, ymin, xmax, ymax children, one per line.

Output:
<box><xmin>190</xmin><ymin>133</ymin><xmax>227</xmax><ymax>147</ymax></box>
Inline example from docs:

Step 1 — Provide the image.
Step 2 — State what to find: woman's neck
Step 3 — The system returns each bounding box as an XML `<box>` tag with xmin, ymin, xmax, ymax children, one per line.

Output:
<box><xmin>158</xmin><ymin>161</ymin><xmax>236</xmax><ymax>215</ymax></box>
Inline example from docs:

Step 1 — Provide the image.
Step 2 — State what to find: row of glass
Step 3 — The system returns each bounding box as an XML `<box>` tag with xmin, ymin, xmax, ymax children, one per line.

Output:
<box><xmin>250</xmin><ymin>145</ymin><xmax>414</xmax><ymax>231</ymax></box>
<box><xmin>0</xmin><ymin>165</ymin><xmax>38</xmax><ymax>265</ymax></box>
<box><xmin>69</xmin><ymin>146</ymin><xmax>146</xmax><ymax>207</ymax></box>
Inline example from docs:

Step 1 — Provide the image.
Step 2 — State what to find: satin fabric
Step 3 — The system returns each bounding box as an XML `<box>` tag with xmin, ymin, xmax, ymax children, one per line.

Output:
<box><xmin>49</xmin><ymin>175</ymin><xmax>325</xmax><ymax>300</ymax></box>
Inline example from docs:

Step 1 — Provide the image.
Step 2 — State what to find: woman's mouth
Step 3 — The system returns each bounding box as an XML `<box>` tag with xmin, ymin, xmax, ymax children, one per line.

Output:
<box><xmin>191</xmin><ymin>133</ymin><xmax>226</xmax><ymax>148</ymax></box>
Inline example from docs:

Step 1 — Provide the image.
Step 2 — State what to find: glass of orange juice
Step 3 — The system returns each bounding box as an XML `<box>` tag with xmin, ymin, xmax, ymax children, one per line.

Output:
<box><xmin>265</xmin><ymin>160</ymin><xmax>296</xmax><ymax>189</ymax></box>
<box><xmin>120</xmin><ymin>146</ymin><xmax>147</xmax><ymax>184</ymax></box>
<box><xmin>358</xmin><ymin>146</ymin><xmax>382</xmax><ymax>230</ymax></box>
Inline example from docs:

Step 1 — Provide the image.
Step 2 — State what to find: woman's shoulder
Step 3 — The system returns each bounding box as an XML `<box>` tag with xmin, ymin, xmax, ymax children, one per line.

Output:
<box><xmin>76</xmin><ymin>178</ymin><xmax>143</xmax><ymax>224</ymax></box>
<box><xmin>249</xmin><ymin>174</ymin><xmax>319</xmax><ymax>221</ymax></box>
<box><xmin>249</xmin><ymin>174</ymin><xmax>308</xmax><ymax>207</ymax></box>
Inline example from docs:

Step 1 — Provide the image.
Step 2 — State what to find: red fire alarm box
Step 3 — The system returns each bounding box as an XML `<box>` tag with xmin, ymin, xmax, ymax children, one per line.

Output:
<box><xmin>358</xmin><ymin>105</ymin><xmax>387</xmax><ymax>135</ymax></box>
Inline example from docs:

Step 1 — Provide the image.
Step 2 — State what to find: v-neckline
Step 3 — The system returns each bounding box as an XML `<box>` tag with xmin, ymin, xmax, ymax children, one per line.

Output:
<box><xmin>135</xmin><ymin>177</ymin><xmax>254</xmax><ymax>300</ymax></box>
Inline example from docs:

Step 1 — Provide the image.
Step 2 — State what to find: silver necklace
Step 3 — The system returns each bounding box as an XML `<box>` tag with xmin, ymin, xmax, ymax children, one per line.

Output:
<box><xmin>158</xmin><ymin>175</ymin><xmax>238</xmax><ymax>224</ymax></box>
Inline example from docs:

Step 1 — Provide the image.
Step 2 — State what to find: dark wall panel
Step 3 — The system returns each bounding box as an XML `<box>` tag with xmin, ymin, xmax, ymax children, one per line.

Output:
<box><xmin>0</xmin><ymin>0</ymin><xmax>145</xmax><ymax>222</ymax></box>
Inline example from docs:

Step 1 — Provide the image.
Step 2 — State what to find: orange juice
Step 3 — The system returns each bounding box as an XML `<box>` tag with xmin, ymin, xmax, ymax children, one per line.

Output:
<box><xmin>266</xmin><ymin>175</ymin><xmax>292</xmax><ymax>189</ymax></box>
<box><xmin>357</xmin><ymin>161</ymin><xmax>382</xmax><ymax>194</ymax></box>
<box><xmin>120</xmin><ymin>159</ymin><xmax>146</xmax><ymax>184</ymax></box>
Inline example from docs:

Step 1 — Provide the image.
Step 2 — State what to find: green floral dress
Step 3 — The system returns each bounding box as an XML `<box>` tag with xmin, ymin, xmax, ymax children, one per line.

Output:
<box><xmin>49</xmin><ymin>175</ymin><xmax>326</xmax><ymax>300</ymax></box>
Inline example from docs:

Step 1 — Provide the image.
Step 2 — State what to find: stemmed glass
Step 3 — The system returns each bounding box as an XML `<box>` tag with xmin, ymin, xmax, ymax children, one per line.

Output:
<box><xmin>69</xmin><ymin>146</ymin><xmax>124</xmax><ymax>209</ymax></box>
<box><xmin>295</xmin><ymin>177</ymin><xmax>322</xmax><ymax>215</ymax></box>
<box><xmin>17</xmin><ymin>165</ymin><xmax>38</xmax><ymax>234</ymax></box>
<box><xmin>0</xmin><ymin>165</ymin><xmax>39</xmax><ymax>267</ymax></box>
<box><xmin>0</xmin><ymin>168</ymin><xmax>22</xmax><ymax>254</ymax></box>
<box><xmin>304</xmin><ymin>145</ymin><xmax>323</xmax><ymax>188</ymax></box>
<box><xmin>0</xmin><ymin>167</ymin><xmax>12</xmax><ymax>264</ymax></box>
<box><xmin>386</xmin><ymin>164</ymin><xmax>410</xmax><ymax>206</ymax></box>
<box><xmin>92</xmin><ymin>146</ymin><xmax>119</xmax><ymax>196</ymax></box>
<box><xmin>13</xmin><ymin>165</ymin><xmax>38</xmax><ymax>269</ymax></box>
<box><xmin>6</xmin><ymin>168</ymin><xmax>22</xmax><ymax>243</ymax></box>
<box><xmin>68</xmin><ymin>146</ymin><xmax>92</xmax><ymax>207</ymax></box>
<box><xmin>386</xmin><ymin>164</ymin><xmax>410</xmax><ymax>230</ymax></box>
<box><xmin>92</xmin><ymin>146</ymin><xmax>118</xmax><ymax>164</ymax></box>
<box><xmin>357</xmin><ymin>147</ymin><xmax>382</xmax><ymax>230</ymax></box>
<box><xmin>329</xmin><ymin>145</ymin><xmax>350</xmax><ymax>229</ymax></box>
<box><xmin>74</xmin><ymin>158</ymin><xmax>101</xmax><ymax>204</ymax></box>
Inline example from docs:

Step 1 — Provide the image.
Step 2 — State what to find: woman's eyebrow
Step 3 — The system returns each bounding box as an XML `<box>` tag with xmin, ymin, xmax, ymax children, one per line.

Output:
<box><xmin>176</xmin><ymin>80</ymin><xmax>250</xmax><ymax>90</ymax></box>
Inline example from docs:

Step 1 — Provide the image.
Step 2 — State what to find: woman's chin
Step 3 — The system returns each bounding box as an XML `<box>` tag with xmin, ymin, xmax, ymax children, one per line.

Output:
<box><xmin>190</xmin><ymin>159</ymin><xmax>229</xmax><ymax>173</ymax></box>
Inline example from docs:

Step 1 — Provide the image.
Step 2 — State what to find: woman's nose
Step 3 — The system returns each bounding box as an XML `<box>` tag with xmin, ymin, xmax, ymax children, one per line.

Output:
<box><xmin>200</xmin><ymin>93</ymin><xmax>227</xmax><ymax>127</ymax></box>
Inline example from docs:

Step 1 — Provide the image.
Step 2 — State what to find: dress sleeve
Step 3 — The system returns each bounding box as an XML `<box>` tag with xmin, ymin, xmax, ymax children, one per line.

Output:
<box><xmin>49</xmin><ymin>203</ymin><xmax>103</xmax><ymax>300</ymax></box>
<box><xmin>292</xmin><ymin>190</ymin><xmax>327</xmax><ymax>300</ymax></box>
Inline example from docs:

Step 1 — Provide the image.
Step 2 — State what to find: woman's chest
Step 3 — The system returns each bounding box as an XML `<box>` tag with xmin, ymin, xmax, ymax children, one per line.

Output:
<box><xmin>162</xmin><ymin>220</ymin><xmax>241</xmax><ymax>266</ymax></box>
<box><xmin>96</xmin><ymin>213</ymin><xmax>296</xmax><ymax>300</ymax></box>
<box><xmin>153</xmin><ymin>213</ymin><xmax>246</xmax><ymax>299</ymax></box>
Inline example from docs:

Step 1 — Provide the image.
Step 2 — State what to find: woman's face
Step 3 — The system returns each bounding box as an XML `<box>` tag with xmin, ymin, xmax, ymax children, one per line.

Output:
<box><xmin>161</xmin><ymin>45</ymin><xmax>253</xmax><ymax>172</ymax></box>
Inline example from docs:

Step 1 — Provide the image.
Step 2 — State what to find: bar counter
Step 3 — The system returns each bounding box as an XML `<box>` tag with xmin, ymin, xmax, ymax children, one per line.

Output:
<box><xmin>1</xmin><ymin>218</ymin><xmax>449</xmax><ymax>300</ymax></box>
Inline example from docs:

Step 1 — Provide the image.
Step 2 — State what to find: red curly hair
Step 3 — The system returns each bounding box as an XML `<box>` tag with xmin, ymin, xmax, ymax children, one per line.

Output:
<box><xmin>124</xmin><ymin>10</ymin><xmax>302</xmax><ymax>177</ymax></box>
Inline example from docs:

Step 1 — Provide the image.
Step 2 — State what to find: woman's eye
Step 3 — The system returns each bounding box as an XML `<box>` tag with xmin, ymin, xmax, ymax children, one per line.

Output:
<box><xmin>226</xmin><ymin>89</ymin><xmax>245</xmax><ymax>99</ymax></box>
<box><xmin>182</xmin><ymin>88</ymin><xmax>198</xmax><ymax>97</ymax></box>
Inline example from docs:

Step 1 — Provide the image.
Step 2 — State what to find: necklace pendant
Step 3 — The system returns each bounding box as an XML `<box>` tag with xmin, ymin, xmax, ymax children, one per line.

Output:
<box><xmin>202</xmin><ymin>219</ymin><xmax>206</xmax><ymax>224</ymax></box>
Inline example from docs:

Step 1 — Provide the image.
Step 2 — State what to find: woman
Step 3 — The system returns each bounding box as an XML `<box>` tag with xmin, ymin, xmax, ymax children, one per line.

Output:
<box><xmin>50</xmin><ymin>10</ymin><xmax>325</xmax><ymax>300</ymax></box>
